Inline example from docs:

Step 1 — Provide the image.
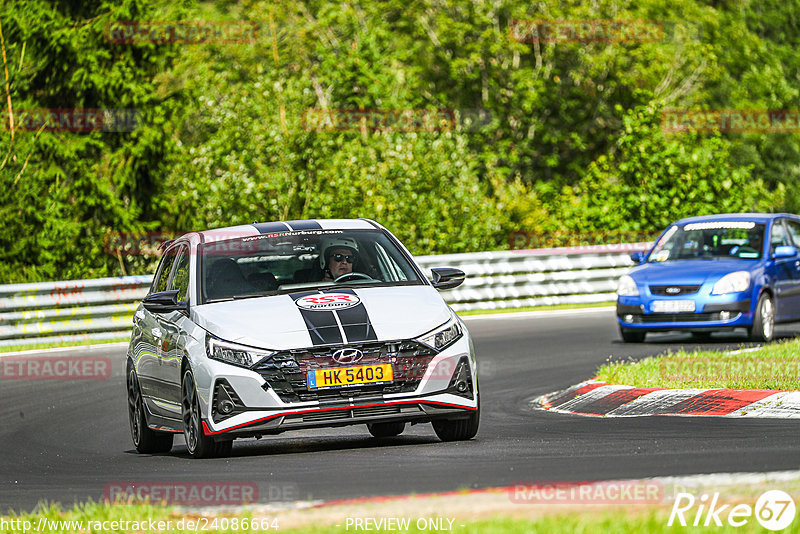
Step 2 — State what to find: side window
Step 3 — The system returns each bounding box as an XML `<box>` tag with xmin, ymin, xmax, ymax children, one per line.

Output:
<box><xmin>785</xmin><ymin>220</ymin><xmax>800</xmax><ymax>248</ymax></box>
<box><xmin>169</xmin><ymin>246</ymin><xmax>190</xmax><ymax>303</ymax></box>
<box><xmin>154</xmin><ymin>247</ymin><xmax>178</xmax><ymax>293</ymax></box>
<box><xmin>770</xmin><ymin>220</ymin><xmax>790</xmax><ymax>254</ymax></box>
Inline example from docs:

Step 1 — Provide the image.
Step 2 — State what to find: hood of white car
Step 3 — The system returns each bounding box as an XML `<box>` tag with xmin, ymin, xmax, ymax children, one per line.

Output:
<box><xmin>192</xmin><ymin>285</ymin><xmax>452</xmax><ymax>350</ymax></box>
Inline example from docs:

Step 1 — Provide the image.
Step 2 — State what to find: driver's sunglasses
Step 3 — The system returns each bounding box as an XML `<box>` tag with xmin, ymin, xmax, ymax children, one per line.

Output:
<box><xmin>331</xmin><ymin>253</ymin><xmax>355</xmax><ymax>264</ymax></box>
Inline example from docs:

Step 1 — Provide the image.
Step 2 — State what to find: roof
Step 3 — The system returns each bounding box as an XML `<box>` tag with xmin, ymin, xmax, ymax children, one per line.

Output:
<box><xmin>673</xmin><ymin>213</ymin><xmax>798</xmax><ymax>225</ymax></box>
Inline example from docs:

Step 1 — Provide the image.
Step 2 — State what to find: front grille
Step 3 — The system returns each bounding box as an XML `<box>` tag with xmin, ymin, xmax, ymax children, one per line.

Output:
<box><xmin>253</xmin><ymin>340</ymin><xmax>436</xmax><ymax>403</ymax></box>
<box><xmin>649</xmin><ymin>285</ymin><xmax>702</xmax><ymax>296</ymax></box>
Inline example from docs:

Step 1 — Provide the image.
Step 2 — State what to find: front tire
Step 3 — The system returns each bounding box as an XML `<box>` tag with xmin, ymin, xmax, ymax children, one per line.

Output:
<box><xmin>127</xmin><ymin>368</ymin><xmax>173</xmax><ymax>454</ymax></box>
<box><xmin>432</xmin><ymin>406</ymin><xmax>480</xmax><ymax>442</ymax></box>
<box><xmin>749</xmin><ymin>293</ymin><xmax>775</xmax><ymax>342</ymax></box>
<box><xmin>367</xmin><ymin>421</ymin><xmax>405</xmax><ymax>438</ymax></box>
<box><xmin>182</xmin><ymin>369</ymin><xmax>232</xmax><ymax>458</ymax></box>
<box><xmin>620</xmin><ymin>327</ymin><xmax>646</xmax><ymax>343</ymax></box>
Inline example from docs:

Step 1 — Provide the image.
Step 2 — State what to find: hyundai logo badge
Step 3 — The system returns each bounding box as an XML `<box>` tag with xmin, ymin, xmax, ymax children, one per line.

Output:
<box><xmin>331</xmin><ymin>348</ymin><xmax>364</xmax><ymax>364</ymax></box>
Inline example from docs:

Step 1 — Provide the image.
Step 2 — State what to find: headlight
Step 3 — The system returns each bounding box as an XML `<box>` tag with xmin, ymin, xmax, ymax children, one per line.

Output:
<box><xmin>711</xmin><ymin>271</ymin><xmax>751</xmax><ymax>295</ymax></box>
<box><xmin>206</xmin><ymin>336</ymin><xmax>273</xmax><ymax>368</ymax></box>
<box><xmin>617</xmin><ymin>275</ymin><xmax>639</xmax><ymax>297</ymax></box>
<box><xmin>418</xmin><ymin>315</ymin><xmax>463</xmax><ymax>352</ymax></box>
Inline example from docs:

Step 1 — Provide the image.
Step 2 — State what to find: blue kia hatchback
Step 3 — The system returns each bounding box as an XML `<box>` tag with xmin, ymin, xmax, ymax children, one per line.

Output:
<box><xmin>617</xmin><ymin>213</ymin><xmax>800</xmax><ymax>342</ymax></box>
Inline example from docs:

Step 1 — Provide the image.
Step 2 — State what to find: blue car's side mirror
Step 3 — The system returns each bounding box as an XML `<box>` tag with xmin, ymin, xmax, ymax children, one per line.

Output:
<box><xmin>774</xmin><ymin>245</ymin><xmax>798</xmax><ymax>258</ymax></box>
<box><xmin>630</xmin><ymin>251</ymin><xmax>646</xmax><ymax>264</ymax></box>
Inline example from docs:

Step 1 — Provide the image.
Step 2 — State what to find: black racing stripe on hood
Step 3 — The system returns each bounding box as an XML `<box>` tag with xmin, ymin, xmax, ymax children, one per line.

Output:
<box><xmin>285</xmin><ymin>220</ymin><xmax>323</xmax><ymax>230</ymax></box>
<box><xmin>253</xmin><ymin>222</ymin><xmax>291</xmax><ymax>233</ymax></box>
<box><xmin>326</xmin><ymin>288</ymin><xmax>378</xmax><ymax>343</ymax></box>
<box><xmin>290</xmin><ymin>291</ymin><xmax>343</xmax><ymax>346</ymax></box>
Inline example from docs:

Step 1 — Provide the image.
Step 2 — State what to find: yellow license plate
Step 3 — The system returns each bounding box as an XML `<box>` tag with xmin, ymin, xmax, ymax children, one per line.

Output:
<box><xmin>307</xmin><ymin>364</ymin><xmax>393</xmax><ymax>389</ymax></box>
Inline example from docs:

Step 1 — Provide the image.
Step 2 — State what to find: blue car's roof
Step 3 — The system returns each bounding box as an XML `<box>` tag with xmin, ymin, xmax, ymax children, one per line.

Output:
<box><xmin>672</xmin><ymin>213</ymin><xmax>798</xmax><ymax>226</ymax></box>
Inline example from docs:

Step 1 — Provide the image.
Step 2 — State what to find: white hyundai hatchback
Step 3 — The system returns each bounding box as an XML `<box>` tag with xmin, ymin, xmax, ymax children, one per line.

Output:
<box><xmin>126</xmin><ymin>219</ymin><xmax>479</xmax><ymax>458</ymax></box>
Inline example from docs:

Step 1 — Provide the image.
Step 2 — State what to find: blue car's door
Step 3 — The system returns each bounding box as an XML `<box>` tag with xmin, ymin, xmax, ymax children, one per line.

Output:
<box><xmin>768</xmin><ymin>219</ymin><xmax>800</xmax><ymax>321</ymax></box>
<box><xmin>780</xmin><ymin>218</ymin><xmax>800</xmax><ymax>321</ymax></box>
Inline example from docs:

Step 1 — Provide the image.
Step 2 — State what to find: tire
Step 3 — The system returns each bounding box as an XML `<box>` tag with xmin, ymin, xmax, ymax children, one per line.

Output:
<box><xmin>619</xmin><ymin>327</ymin><xmax>646</xmax><ymax>343</ymax></box>
<box><xmin>432</xmin><ymin>405</ymin><xmax>480</xmax><ymax>442</ymax></box>
<box><xmin>127</xmin><ymin>367</ymin><xmax>173</xmax><ymax>454</ymax></box>
<box><xmin>182</xmin><ymin>368</ymin><xmax>232</xmax><ymax>458</ymax></box>
<box><xmin>749</xmin><ymin>293</ymin><xmax>775</xmax><ymax>342</ymax></box>
<box><xmin>367</xmin><ymin>421</ymin><xmax>405</xmax><ymax>438</ymax></box>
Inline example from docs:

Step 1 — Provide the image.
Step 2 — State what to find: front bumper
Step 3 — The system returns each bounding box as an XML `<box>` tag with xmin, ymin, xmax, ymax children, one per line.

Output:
<box><xmin>192</xmin><ymin>334</ymin><xmax>478</xmax><ymax>439</ymax></box>
<box><xmin>616</xmin><ymin>297</ymin><xmax>753</xmax><ymax>331</ymax></box>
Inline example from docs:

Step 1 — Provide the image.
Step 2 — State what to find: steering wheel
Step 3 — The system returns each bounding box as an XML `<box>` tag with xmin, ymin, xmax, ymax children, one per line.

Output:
<box><xmin>333</xmin><ymin>272</ymin><xmax>373</xmax><ymax>283</ymax></box>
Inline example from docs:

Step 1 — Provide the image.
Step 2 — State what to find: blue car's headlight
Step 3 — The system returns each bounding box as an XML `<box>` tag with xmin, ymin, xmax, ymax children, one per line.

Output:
<box><xmin>617</xmin><ymin>275</ymin><xmax>639</xmax><ymax>297</ymax></box>
<box><xmin>711</xmin><ymin>271</ymin><xmax>751</xmax><ymax>295</ymax></box>
<box><xmin>418</xmin><ymin>315</ymin><xmax>463</xmax><ymax>352</ymax></box>
<box><xmin>206</xmin><ymin>336</ymin><xmax>273</xmax><ymax>368</ymax></box>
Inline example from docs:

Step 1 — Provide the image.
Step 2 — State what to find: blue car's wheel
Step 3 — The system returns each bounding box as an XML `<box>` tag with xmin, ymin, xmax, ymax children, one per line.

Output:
<box><xmin>749</xmin><ymin>293</ymin><xmax>774</xmax><ymax>342</ymax></box>
<box><xmin>620</xmin><ymin>327</ymin><xmax>646</xmax><ymax>343</ymax></box>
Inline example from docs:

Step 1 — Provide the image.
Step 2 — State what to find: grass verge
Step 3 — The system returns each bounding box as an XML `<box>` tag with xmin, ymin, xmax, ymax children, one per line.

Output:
<box><xmin>457</xmin><ymin>301</ymin><xmax>614</xmax><ymax>316</ymax></box>
<box><xmin>4</xmin><ymin>482</ymin><xmax>800</xmax><ymax>534</ymax></box>
<box><xmin>597</xmin><ymin>338</ymin><xmax>800</xmax><ymax>390</ymax></box>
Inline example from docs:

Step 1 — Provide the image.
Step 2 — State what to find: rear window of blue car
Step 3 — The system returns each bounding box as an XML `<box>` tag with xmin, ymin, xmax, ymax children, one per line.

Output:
<box><xmin>648</xmin><ymin>222</ymin><xmax>766</xmax><ymax>262</ymax></box>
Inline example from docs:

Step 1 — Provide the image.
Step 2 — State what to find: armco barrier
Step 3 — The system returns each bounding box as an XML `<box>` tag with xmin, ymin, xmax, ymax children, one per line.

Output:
<box><xmin>0</xmin><ymin>243</ymin><xmax>649</xmax><ymax>347</ymax></box>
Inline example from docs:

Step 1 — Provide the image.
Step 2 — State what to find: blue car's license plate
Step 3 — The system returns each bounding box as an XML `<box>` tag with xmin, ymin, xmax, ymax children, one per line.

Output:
<box><xmin>652</xmin><ymin>300</ymin><xmax>695</xmax><ymax>313</ymax></box>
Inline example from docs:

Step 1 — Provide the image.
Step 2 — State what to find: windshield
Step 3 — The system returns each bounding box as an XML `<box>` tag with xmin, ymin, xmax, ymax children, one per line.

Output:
<box><xmin>648</xmin><ymin>221</ymin><xmax>765</xmax><ymax>262</ymax></box>
<box><xmin>199</xmin><ymin>229</ymin><xmax>424</xmax><ymax>303</ymax></box>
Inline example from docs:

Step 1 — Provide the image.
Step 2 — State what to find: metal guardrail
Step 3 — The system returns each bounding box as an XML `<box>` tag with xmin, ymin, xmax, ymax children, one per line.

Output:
<box><xmin>0</xmin><ymin>243</ymin><xmax>649</xmax><ymax>347</ymax></box>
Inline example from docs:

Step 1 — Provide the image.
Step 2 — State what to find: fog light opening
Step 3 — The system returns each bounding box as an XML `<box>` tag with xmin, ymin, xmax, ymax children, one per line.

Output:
<box><xmin>719</xmin><ymin>311</ymin><xmax>731</xmax><ymax>320</ymax></box>
<box><xmin>623</xmin><ymin>314</ymin><xmax>634</xmax><ymax>323</ymax></box>
<box><xmin>219</xmin><ymin>400</ymin><xmax>235</xmax><ymax>415</ymax></box>
<box><xmin>456</xmin><ymin>380</ymin><xmax>468</xmax><ymax>393</ymax></box>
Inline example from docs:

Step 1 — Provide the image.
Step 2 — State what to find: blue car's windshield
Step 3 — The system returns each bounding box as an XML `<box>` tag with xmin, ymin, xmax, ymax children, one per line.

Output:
<box><xmin>648</xmin><ymin>222</ymin><xmax>765</xmax><ymax>262</ymax></box>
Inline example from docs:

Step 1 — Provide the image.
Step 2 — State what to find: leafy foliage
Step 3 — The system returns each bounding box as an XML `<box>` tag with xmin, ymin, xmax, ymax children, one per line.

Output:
<box><xmin>1</xmin><ymin>0</ymin><xmax>798</xmax><ymax>282</ymax></box>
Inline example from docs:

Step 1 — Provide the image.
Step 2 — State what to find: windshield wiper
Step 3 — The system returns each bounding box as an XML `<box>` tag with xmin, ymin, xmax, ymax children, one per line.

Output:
<box><xmin>232</xmin><ymin>293</ymin><xmax>273</xmax><ymax>300</ymax></box>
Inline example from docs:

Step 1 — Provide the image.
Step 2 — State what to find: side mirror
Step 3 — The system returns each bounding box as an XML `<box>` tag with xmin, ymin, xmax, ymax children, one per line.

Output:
<box><xmin>774</xmin><ymin>245</ymin><xmax>798</xmax><ymax>258</ymax></box>
<box><xmin>430</xmin><ymin>267</ymin><xmax>466</xmax><ymax>290</ymax></box>
<box><xmin>142</xmin><ymin>290</ymin><xmax>188</xmax><ymax>314</ymax></box>
<box><xmin>630</xmin><ymin>251</ymin><xmax>646</xmax><ymax>264</ymax></box>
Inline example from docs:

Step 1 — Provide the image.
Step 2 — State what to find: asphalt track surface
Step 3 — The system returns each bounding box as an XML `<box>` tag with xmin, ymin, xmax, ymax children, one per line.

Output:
<box><xmin>2</xmin><ymin>308</ymin><xmax>799</xmax><ymax>513</ymax></box>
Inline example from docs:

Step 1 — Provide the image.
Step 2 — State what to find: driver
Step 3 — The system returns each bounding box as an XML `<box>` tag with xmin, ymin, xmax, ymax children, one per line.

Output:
<box><xmin>319</xmin><ymin>237</ymin><xmax>359</xmax><ymax>281</ymax></box>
